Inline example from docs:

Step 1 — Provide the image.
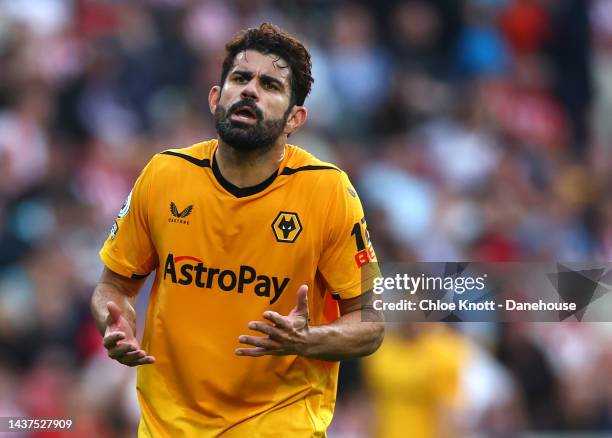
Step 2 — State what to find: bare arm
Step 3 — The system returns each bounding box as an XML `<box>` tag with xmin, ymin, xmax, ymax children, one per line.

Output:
<box><xmin>298</xmin><ymin>292</ymin><xmax>384</xmax><ymax>361</ymax></box>
<box><xmin>235</xmin><ymin>285</ymin><xmax>384</xmax><ymax>361</ymax></box>
<box><xmin>91</xmin><ymin>267</ymin><xmax>141</xmax><ymax>334</ymax></box>
<box><xmin>91</xmin><ymin>267</ymin><xmax>155</xmax><ymax>366</ymax></box>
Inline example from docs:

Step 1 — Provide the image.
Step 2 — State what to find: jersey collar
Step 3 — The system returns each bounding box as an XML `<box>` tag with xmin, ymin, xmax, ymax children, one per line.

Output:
<box><xmin>211</xmin><ymin>151</ymin><xmax>282</xmax><ymax>198</ymax></box>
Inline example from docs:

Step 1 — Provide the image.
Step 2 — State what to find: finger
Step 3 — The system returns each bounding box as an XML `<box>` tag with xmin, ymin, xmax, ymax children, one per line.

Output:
<box><xmin>107</xmin><ymin>343</ymin><xmax>137</xmax><ymax>359</ymax></box>
<box><xmin>116</xmin><ymin>339</ymin><xmax>140</xmax><ymax>349</ymax></box>
<box><xmin>121</xmin><ymin>355</ymin><xmax>156</xmax><ymax>367</ymax></box>
<box><xmin>112</xmin><ymin>352</ymin><xmax>146</xmax><ymax>362</ymax></box>
<box><xmin>235</xmin><ymin>347</ymin><xmax>278</xmax><ymax>357</ymax></box>
<box><xmin>118</xmin><ymin>350</ymin><xmax>155</xmax><ymax>367</ymax></box>
<box><xmin>124</xmin><ymin>349</ymin><xmax>146</xmax><ymax>358</ymax></box>
<box><xmin>248</xmin><ymin>321</ymin><xmax>288</xmax><ymax>341</ymax></box>
<box><xmin>238</xmin><ymin>335</ymin><xmax>282</xmax><ymax>349</ymax></box>
<box><xmin>262</xmin><ymin>311</ymin><xmax>292</xmax><ymax>329</ymax></box>
<box><xmin>295</xmin><ymin>284</ymin><xmax>309</xmax><ymax>316</ymax></box>
<box><xmin>107</xmin><ymin>301</ymin><xmax>123</xmax><ymax>325</ymax></box>
<box><xmin>103</xmin><ymin>332</ymin><xmax>125</xmax><ymax>349</ymax></box>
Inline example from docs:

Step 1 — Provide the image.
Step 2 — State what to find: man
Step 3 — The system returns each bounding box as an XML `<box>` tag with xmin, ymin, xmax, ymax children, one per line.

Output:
<box><xmin>91</xmin><ymin>23</ymin><xmax>383</xmax><ymax>437</ymax></box>
<box><xmin>363</xmin><ymin>323</ymin><xmax>469</xmax><ymax>438</ymax></box>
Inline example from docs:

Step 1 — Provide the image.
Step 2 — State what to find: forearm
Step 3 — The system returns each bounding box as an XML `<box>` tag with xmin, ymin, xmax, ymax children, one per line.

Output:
<box><xmin>302</xmin><ymin>311</ymin><xmax>384</xmax><ymax>361</ymax></box>
<box><xmin>91</xmin><ymin>282</ymin><xmax>136</xmax><ymax>335</ymax></box>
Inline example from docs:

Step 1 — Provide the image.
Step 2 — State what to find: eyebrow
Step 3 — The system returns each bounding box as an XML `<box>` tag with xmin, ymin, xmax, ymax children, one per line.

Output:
<box><xmin>231</xmin><ymin>70</ymin><xmax>286</xmax><ymax>90</ymax></box>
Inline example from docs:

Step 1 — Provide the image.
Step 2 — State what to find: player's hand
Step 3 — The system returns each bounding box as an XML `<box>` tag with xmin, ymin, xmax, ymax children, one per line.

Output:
<box><xmin>235</xmin><ymin>284</ymin><xmax>312</xmax><ymax>357</ymax></box>
<box><xmin>103</xmin><ymin>301</ymin><xmax>155</xmax><ymax>367</ymax></box>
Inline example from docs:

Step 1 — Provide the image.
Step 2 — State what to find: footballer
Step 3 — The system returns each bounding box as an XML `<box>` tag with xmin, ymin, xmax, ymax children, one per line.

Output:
<box><xmin>91</xmin><ymin>23</ymin><xmax>383</xmax><ymax>437</ymax></box>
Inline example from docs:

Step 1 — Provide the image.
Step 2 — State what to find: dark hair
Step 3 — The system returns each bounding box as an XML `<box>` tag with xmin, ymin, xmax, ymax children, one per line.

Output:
<box><xmin>220</xmin><ymin>23</ymin><xmax>313</xmax><ymax>106</ymax></box>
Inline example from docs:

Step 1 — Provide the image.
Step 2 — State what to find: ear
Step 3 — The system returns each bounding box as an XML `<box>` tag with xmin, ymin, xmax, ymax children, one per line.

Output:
<box><xmin>284</xmin><ymin>106</ymin><xmax>308</xmax><ymax>136</ymax></box>
<box><xmin>208</xmin><ymin>85</ymin><xmax>221</xmax><ymax>115</ymax></box>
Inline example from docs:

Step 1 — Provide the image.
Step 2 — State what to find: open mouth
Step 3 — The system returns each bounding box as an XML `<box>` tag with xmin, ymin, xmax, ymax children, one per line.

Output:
<box><xmin>230</xmin><ymin>105</ymin><xmax>258</xmax><ymax>124</ymax></box>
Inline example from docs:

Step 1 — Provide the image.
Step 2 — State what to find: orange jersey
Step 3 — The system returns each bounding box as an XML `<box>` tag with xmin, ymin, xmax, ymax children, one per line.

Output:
<box><xmin>363</xmin><ymin>327</ymin><xmax>469</xmax><ymax>438</ymax></box>
<box><xmin>99</xmin><ymin>139</ymin><xmax>377</xmax><ymax>437</ymax></box>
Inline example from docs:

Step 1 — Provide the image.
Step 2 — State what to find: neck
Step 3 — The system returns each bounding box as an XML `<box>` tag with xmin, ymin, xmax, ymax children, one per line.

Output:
<box><xmin>215</xmin><ymin>137</ymin><xmax>286</xmax><ymax>188</ymax></box>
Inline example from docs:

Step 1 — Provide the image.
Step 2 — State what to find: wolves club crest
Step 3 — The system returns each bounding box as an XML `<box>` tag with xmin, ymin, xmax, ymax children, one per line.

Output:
<box><xmin>272</xmin><ymin>211</ymin><xmax>302</xmax><ymax>243</ymax></box>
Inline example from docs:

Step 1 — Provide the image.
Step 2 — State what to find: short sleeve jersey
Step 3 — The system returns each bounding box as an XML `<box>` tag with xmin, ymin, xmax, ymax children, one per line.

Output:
<box><xmin>99</xmin><ymin>139</ymin><xmax>378</xmax><ymax>437</ymax></box>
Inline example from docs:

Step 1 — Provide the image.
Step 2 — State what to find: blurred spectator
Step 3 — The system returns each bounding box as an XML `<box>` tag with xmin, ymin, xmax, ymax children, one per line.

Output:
<box><xmin>496</xmin><ymin>323</ymin><xmax>563</xmax><ymax>429</ymax></box>
<box><xmin>454</xmin><ymin>0</ymin><xmax>509</xmax><ymax>77</ymax></box>
<box><xmin>327</xmin><ymin>3</ymin><xmax>392</xmax><ymax>136</ymax></box>
<box><xmin>546</xmin><ymin>0</ymin><xmax>593</xmax><ymax>157</ymax></box>
<box><xmin>361</xmin><ymin>323</ymin><xmax>470</xmax><ymax>438</ymax></box>
<box><xmin>0</xmin><ymin>85</ymin><xmax>52</xmax><ymax>198</ymax></box>
<box><xmin>500</xmin><ymin>0</ymin><xmax>552</xmax><ymax>55</ymax></box>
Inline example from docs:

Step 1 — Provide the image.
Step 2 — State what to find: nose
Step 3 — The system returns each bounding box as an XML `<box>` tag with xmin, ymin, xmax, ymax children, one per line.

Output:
<box><xmin>240</xmin><ymin>78</ymin><xmax>259</xmax><ymax>101</ymax></box>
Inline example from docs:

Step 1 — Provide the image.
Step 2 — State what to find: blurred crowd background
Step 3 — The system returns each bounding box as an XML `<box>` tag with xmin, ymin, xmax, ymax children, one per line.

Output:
<box><xmin>0</xmin><ymin>0</ymin><xmax>611</xmax><ymax>436</ymax></box>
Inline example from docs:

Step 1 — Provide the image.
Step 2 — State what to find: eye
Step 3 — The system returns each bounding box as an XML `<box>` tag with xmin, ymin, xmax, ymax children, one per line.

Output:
<box><xmin>263</xmin><ymin>82</ymin><xmax>279</xmax><ymax>91</ymax></box>
<box><xmin>233</xmin><ymin>75</ymin><xmax>247</xmax><ymax>83</ymax></box>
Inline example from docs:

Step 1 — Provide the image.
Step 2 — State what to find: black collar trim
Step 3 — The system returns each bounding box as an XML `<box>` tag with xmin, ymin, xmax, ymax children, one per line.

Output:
<box><xmin>212</xmin><ymin>155</ymin><xmax>278</xmax><ymax>198</ymax></box>
<box><xmin>160</xmin><ymin>150</ymin><xmax>211</xmax><ymax>168</ymax></box>
<box><xmin>160</xmin><ymin>150</ymin><xmax>340</xmax><ymax>198</ymax></box>
<box><xmin>280</xmin><ymin>165</ymin><xmax>340</xmax><ymax>175</ymax></box>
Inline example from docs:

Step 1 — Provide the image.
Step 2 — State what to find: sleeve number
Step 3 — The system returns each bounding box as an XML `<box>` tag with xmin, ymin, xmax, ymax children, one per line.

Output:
<box><xmin>351</xmin><ymin>218</ymin><xmax>371</xmax><ymax>251</ymax></box>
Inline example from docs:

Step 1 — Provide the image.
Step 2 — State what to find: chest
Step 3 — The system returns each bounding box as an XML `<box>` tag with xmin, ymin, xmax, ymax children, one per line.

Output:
<box><xmin>148</xmin><ymin>185</ymin><xmax>327</xmax><ymax>308</ymax></box>
<box><xmin>149</xmin><ymin>183</ymin><xmax>327</xmax><ymax>284</ymax></box>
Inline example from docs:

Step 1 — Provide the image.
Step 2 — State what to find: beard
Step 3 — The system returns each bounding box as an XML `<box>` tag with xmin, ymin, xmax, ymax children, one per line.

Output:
<box><xmin>214</xmin><ymin>99</ymin><xmax>289</xmax><ymax>152</ymax></box>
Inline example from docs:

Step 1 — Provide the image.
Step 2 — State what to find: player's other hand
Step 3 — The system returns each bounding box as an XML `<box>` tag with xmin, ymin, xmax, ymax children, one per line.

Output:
<box><xmin>236</xmin><ymin>284</ymin><xmax>311</xmax><ymax>357</ymax></box>
<box><xmin>103</xmin><ymin>301</ymin><xmax>155</xmax><ymax>367</ymax></box>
